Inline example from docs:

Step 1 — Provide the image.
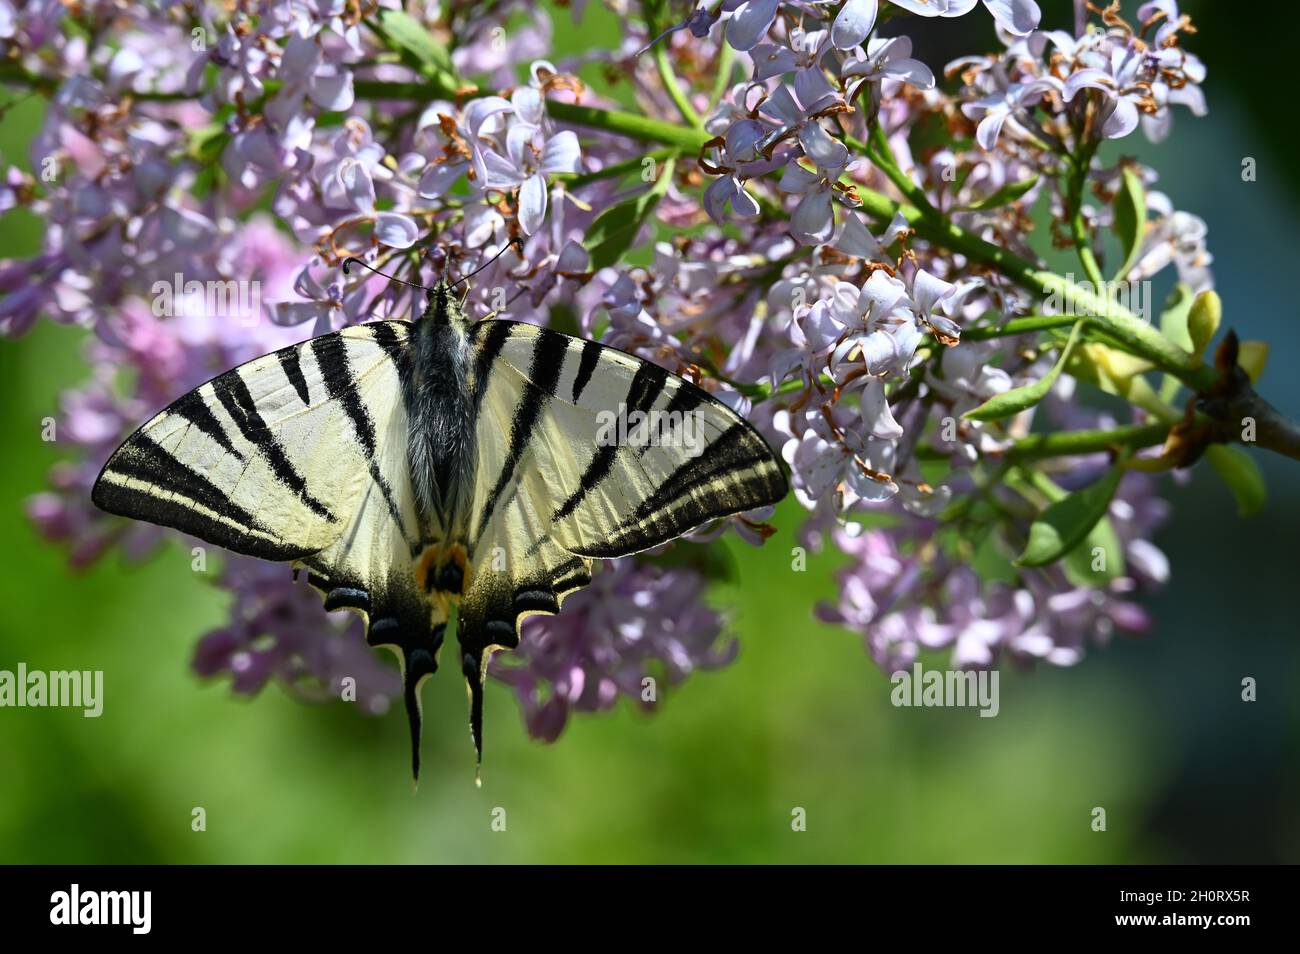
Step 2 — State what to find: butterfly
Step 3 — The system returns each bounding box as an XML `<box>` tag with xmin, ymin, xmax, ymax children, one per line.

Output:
<box><xmin>92</xmin><ymin>250</ymin><xmax>788</xmax><ymax>780</ymax></box>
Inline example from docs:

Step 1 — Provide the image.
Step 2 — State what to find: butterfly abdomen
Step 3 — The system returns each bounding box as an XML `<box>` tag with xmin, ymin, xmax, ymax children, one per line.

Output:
<box><xmin>407</xmin><ymin>319</ymin><xmax>475</xmax><ymax>526</ymax></box>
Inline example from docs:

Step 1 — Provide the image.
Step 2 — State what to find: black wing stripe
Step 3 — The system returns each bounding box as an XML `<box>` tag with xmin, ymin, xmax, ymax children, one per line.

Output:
<box><xmin>211</xmin><ymin>371</ymin><xmax>335</xmax><ymax>521</ymax></box>
<box><xmin>570</xmin><ymin>339</ymin><xmax>602</xmax><ymax>403</ymax></box>
<box><xmin>104</xmin><ymin>435</ymin><xmax>259</xmax><ymax>526</ymax></box>
<box><xmin>626</xmin><ymin>424</ymin><xmax>768</xmax><ymax>524</ymax></box>
<box><xmin>171</xmin><ymin>390</ymin><xmax>243</xmax><ymax>461</ymax></box>
<box><xmin>640</xmin><ymin>381</ymin><xmax>706</xmax><ymax>457</ymax></box>
<box><xmin>472</xmin><ymin>320</ymin><xmax>515</xmax><ymax>411</ymax></box>
<box><xmin>554</xmin><ymin>571</ymin><xmax>592</xmax><ymax>593</ymax></box>
<box><xmin>277</xmin><ymin>346</ymin><xmax>312</xmax><ymax>406</ymax></box>
<box><xmin>314</xmin><ymin>328</ymin><xmax>414</xmax><ymax>544</ymax></box>
<box><xmin>571</xmin><ymin>427</ymin><xmax>784</xmax><ymax>558</ymax></box>
<box><xmin>95</xmin><ymin>478</ymin><xmax>302</xmax><ymax>561</ymax></box>
<box><xmin>552</xmin><ymin>360</ymin><xmax>671</xmax><ymax>522</ymax></box>
<box><xmin>473</xmin><ymin>329</ymin><xmax>569</xmax><ymax>541</ymax></box>
<box><xmin>368</xmin><ymin>459</ymin><xmax>417</xmax><ymax>550</ymax></box>
<box><xmin>369</xmin><ymin>321</ymin><xmax>411</xmax><ymax>374</ymax></box>
<box><xmin>311</xmin><ymin>334</ymin><xmax>376</xmax><ymax>458</ymax></box>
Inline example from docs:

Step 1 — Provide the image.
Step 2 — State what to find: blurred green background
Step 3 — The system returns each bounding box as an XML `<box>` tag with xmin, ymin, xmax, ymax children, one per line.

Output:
<box><xmin>0</xmin><ymin>0</ymin><xmax>1296</xmax><ymax>863</ymax></box>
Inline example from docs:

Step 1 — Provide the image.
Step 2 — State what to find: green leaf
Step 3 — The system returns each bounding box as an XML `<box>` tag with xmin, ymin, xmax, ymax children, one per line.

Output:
<box><xmin>1016</xmin><ymin>466</ymin><xmax>1124</xmax><ymax>568</ymax></box>
<box><xmin>1111</xmin><ymin>165</ymin><xmax>1146</xmax><ymax>281</ymax></box>
<box><xmin>964</xmin><ymin>175</ymin><xmax>1039</xmax><ymax>211</ymax></box>
<box><xmin>1062</xmin><ymin>515</ymin><xmax>1125</xmax><ymax>587</ymax></box>
<box><xmin>377</xmin><ymin>10</ymin><xmax>454</xmax><ymax>77</ymax></box>
<box><xmin>188</xmin><ymin>125</ymin><xmax>228</xmax><ymax>163</ymax></box>
<box><xmin>1157</xmin><ymin>283</ymin><xmax>1194</xmax><ymax>401</ymax></box>
<box><xmin>585</xmin><ymin>162</ymin><xmax>674</xmax><ymax>271</ymax></box>
<box><xmin>1237</xmin><ymin>340</ymin><xmax>1269</xmax><ymax>383</ymax></box>
<box><xmin>1206</xmin><ymin>445</ymin><xmax>1266</xmax><ymax>517</ymax></box>
<box><xmin>964</xmin><ymin>320</ymin><xmax>1084</xmax><ymax>422</ymax></box>
<box><xmin>585</xmin><ymin>191</ymin><xmax>662</xmax><ymax>270</ymax></box>
<box><xmin>1159</xmin><ymin>282</ymin><xmax>1194</xmax><ymax>351</ymax></box>
<box><xmin>970</xmin><ymin>533</ymin><xmax>1019</xmax><ymax>586</ymax></box>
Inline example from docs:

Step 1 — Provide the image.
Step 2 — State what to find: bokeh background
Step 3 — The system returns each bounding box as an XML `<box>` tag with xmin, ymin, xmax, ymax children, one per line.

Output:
<box><xmin>1</xmin><ymin>0</ymin><xmax>1296</xmax><ymax>863</ymax></box>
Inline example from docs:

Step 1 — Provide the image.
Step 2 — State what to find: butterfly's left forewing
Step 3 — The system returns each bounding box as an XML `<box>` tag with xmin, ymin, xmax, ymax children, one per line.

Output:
<box><xmin>454</xmin><ymin>320</ymin><xmax>787</xmax><ymax>760</ymax></box>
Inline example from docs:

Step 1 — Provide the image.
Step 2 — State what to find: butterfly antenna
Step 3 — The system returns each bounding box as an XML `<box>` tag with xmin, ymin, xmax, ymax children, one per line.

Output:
<box><xmin>450</xmin><ymin>238</ymin><xmax>523</xmax><ymax>290</ymax></box>
<box><xmin>342</xmin><ymin>257</ymin><xmax>434</xmax><ymax>292</ymax></box>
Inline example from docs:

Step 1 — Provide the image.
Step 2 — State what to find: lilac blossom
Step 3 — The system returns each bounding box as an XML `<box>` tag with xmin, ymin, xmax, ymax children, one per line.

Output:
<box><xmin>891</xmin><ymin>0</ymin><xmax>1041</xmax><ymax>37</ymax></box>
<box><xmin>490</xmin><ymin>559</ymin><xmax>733</xmax><ymax>741</ymax></box>
<box><xmin>479</xmin><ymin>89</ymin><xmax>582</xmax><ymax>235</ymax></box>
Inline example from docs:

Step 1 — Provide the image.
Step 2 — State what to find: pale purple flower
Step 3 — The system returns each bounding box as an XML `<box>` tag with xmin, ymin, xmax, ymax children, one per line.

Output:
<box><xmin>6</xmin><ymin>0</ymin><xmax>1210</xmax><ymax>745</ymax></box>
<box><xmin>725</xmin><ymin>0</ymin><xmax>780</xmax><ymax>52</ymax></box>
<box><xmin>1042</xmin><ymin>2</ymin><xmax>1206</xmax><ymax>144</ymax></box>
<box><xmin>194</xmin><ymin>558</ymin><xmax>399</xmax><ymax>715</ymax></box>
<box><xmin>841</xmin><ymin>36</ymin><xmax>936</xmax><ymax>93</ymax></box>
<box><xmin>751</xmin><ymin>28</ymin><xmax>831</xmax><ymax>81</ymax></box>
<box><xmin>779</xmin><ymin>163</ymin><xmax>841</xmax><ymax>245</ymax></box>
<box><xmin>490</xmin><ymin>560</ymin><xmax>735</xmax><ymax>741</ymax></box>
<box><xmin>478</xmin><ymin>88</ymin><xmax>581</xmax><ymax>235</ymax></box>
<box><xmin>704</xmin><ymin>174</ymin><xmax>761</xmax><ymax>223</ymax></box>
<box><xmin>416</xmin><ymin>96</ymin><xmax>513</xmax><ymax>199</ymax></box>
<box><xmin>892</xmin><ymin>0</ymin><xmax>1040</xmax><ymax>36</ymax></box>
<box><xmin>1126</xmin><ymin>192</ymin><xmax>1214</xmax><ymax>294</ymax></box>
<box><xmin>831</xmin><ymin>0</ymin><xmax>879</xmax><ymax>50</ymax></box>
<box><xmin>269</xmin><ymin>28</ymin><xmax>355</xmax><ymax>123</ymax></box>
<box><xmin>961</xmin><ymin>79</ymin><xmax>1059</xmax><ymax>150</ymax></box>
<box><xmin>776</xmin><ymin>406</ymin><xmax>901</xmax><ymax>511</ymax></box>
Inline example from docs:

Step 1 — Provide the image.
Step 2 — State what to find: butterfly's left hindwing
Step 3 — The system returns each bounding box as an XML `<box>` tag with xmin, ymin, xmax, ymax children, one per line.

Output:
<box><xmin>453</xmin><ymin>320</ymin><xmax>788</xmax><ymax>760</ymax></box>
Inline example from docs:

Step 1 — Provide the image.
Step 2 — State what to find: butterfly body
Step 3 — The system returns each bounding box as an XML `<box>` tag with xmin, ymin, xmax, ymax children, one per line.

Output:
<box><xmin>93</xmin><ymin>279</ymin><xmax>788</xmax><ymax>779</ymax></box>
<box><xmin>405</xmin><ymin>286</ymin><xmax>476</xmax><ymax>532</ymax></box>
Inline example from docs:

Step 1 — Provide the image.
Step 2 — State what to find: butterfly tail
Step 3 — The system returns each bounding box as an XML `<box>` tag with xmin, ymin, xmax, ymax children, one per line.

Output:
<box><xmin>455</xmin><ymin>613</ymin><xmax>519</xmax><ymax>784</ymax></box>
<box><xmin>402</xmin><ymin>646</ymin><xmax>438</xmax><ymax>783</ymax></box>
<box><xmin>460</xmin><ymin>649</ymin><xmax>486</xmax><ymax>784</ymax></box>
<box><xmin>368</xmin><ymin>617</ymin><xmax>445</xmax><ymax>784</ymax></box>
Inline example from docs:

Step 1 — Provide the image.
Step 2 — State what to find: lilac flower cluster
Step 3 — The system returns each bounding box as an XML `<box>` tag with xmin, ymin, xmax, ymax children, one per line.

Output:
<box><xmin>4</xmin><ymin>0</ymin><xmax>1255</xmax><ymax>741</ymax></box>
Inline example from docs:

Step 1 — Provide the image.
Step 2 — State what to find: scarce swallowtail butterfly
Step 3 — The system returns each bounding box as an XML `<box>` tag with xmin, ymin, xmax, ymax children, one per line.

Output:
<box><xmin>91</xmin><ymin>248</ymin><xmax>788</xmax><ymax>780</ymax></box>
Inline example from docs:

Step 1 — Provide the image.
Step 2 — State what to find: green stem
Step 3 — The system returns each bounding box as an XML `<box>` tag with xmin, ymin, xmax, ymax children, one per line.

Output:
<box><xmin>865</xmin><ymin>124</ymin><xmax>936</xmax><ymax>218</ymax></box>
<box><xmin>1066</xmin><ymin>140</ymin><xmax>1105</xmax><ymax>287</ymax></box>
<box><xmin>557</xmin><ymin>147</ymin><xmax>678</xmax><ymax>187</ymax></box>
<box><xmin>1004</xmin><ymin>421</ymin><xmax>1170</xmax><ymax>462</ymax></box>
<box><xmin>548</xmin><ymin>100</ymin><xmax>709</xmax><ymax>150</ymax></box>
<box><xmin>708</xmin><ymin>42</ymin><xmax>735</xmax><ymax>112</ymax></box>
<box><xmin>646</xmin><ymin>6</ymin><xmax>703</xmax><ymax>129</ymax></box>
<box><xmin>872</xmin><ymin>198</ymin><xmax>1209</xmax><ymax>389</ymax></box>
<box><xmin>961</xmin><ymin>314</ymin><xmax>1083</xmax><ymax>342</ymax></box>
